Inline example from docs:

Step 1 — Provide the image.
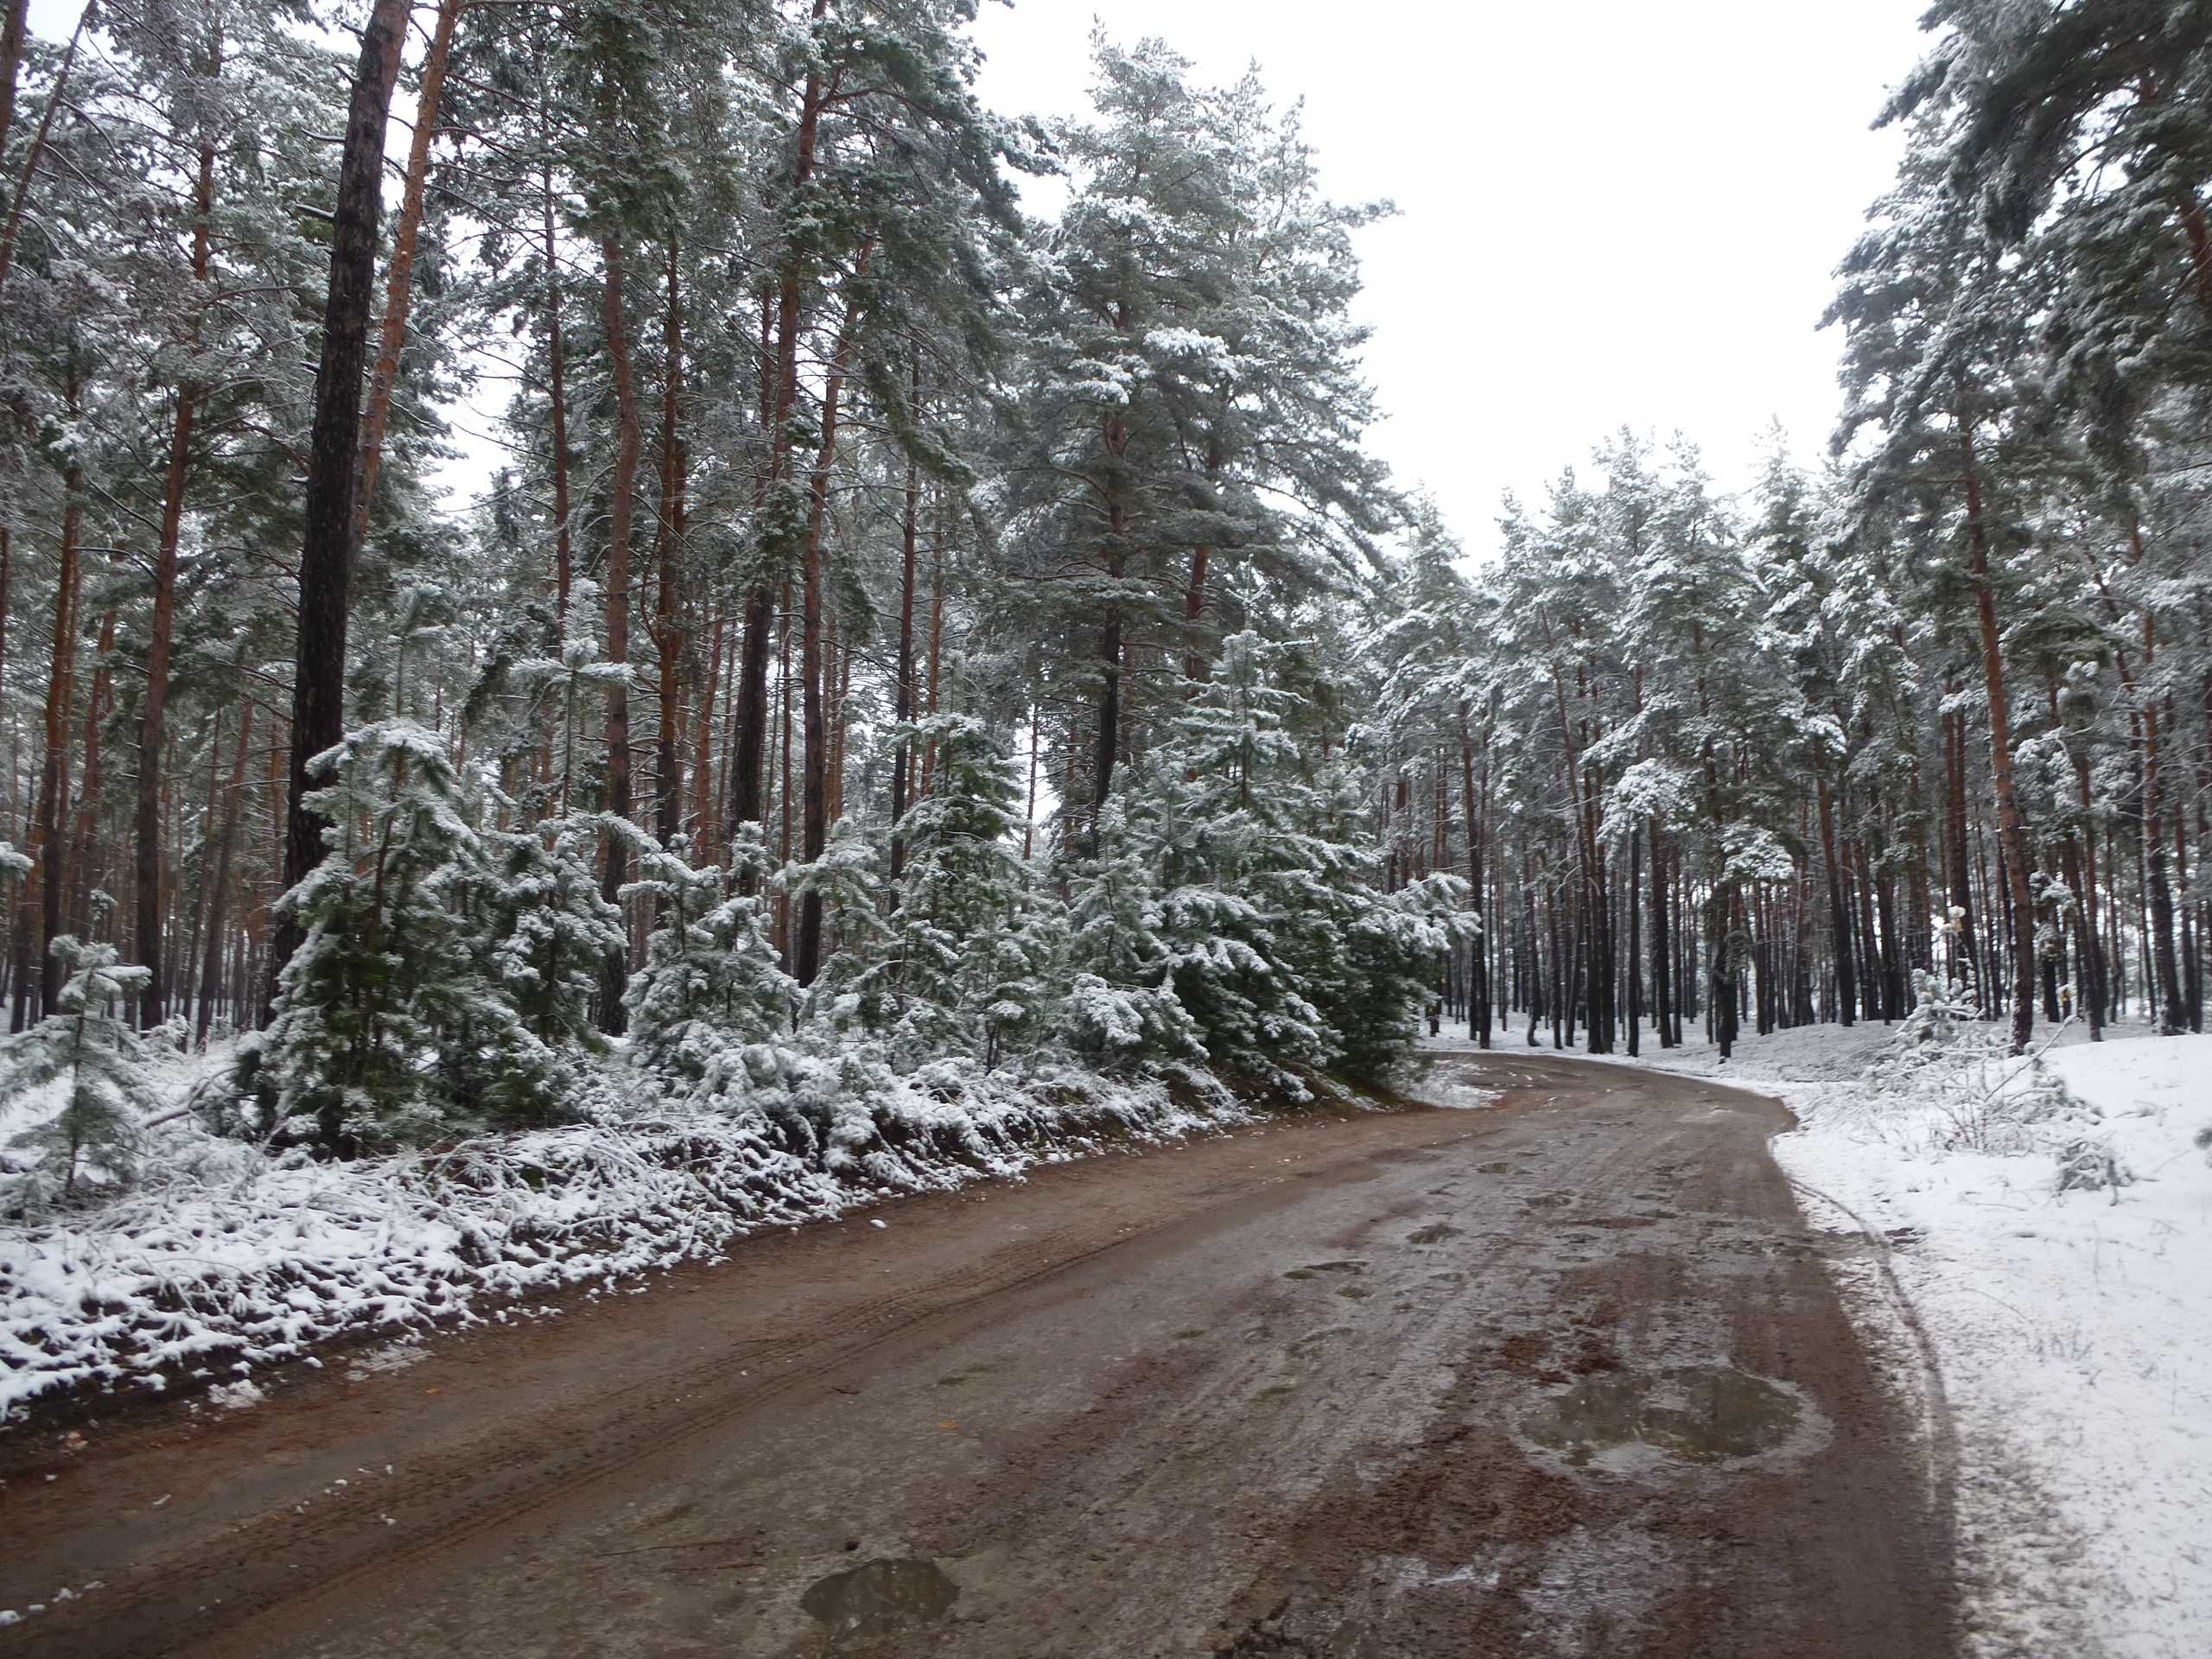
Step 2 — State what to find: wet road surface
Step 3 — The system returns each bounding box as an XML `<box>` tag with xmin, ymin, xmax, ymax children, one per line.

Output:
<box><xmin>0</xmin><ymin>1053</ymin><xmax>1955</xmax><ymax>1657</ymax></box>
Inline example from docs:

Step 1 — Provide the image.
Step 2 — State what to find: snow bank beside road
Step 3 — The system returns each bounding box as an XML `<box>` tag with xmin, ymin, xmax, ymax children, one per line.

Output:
<box><xmin>1456</xmin><ymin>1018</ymin><xmax>2210</xmax><ymax>1659</ymax></box>
<box><xmin>1773</xmin><ymin>1029</ymin><xmax>2212</xmax><ymax>1659</ymax></box>
<box><xmin>0</xmin><ymin>1055</ymin><xmax>1251</xmax><ymax>1427</ymax></box>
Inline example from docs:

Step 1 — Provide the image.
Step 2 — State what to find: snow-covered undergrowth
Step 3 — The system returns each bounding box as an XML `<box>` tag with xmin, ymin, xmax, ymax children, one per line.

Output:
<box><xmin>0</xmin><ymin>1045</ymin><xmax>1250</xmax><ymax>1428</ymax></box>
<box><xmin>1475</xmin><ymin>1014</ymin><xmax>2211</xmax><ymax>1659</ymax></box>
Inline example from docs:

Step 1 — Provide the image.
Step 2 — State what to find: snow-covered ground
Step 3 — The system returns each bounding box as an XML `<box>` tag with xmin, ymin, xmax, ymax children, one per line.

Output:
<box><xmin>0</xmin><ymin>1045</ymin><xmax>1262</xmax><ymax>1427</ymax></box>
<box><xmin>1433</xmin><ymin>1015</ymin><xmax>2212</xmax><ymax>1659</ymax></box>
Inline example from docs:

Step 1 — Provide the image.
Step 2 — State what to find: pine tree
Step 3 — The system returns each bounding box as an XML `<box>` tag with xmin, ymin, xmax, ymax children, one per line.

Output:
<box><xmin>2</xmin><ymin>936</ymin><xmax>149</xmax><ymax>1206</ymax></box>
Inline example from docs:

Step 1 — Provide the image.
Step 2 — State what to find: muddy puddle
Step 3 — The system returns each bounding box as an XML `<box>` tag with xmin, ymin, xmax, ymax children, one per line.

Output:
<box><xmin>800</xmin><ymin>1557</ymin><xmax>959</xmax><ymax>1641</ymax></box>
<box><xmin>1519</xmin><ymin>1365</ymin><xmax>1821</xmax><ymax>1472</ymax></box>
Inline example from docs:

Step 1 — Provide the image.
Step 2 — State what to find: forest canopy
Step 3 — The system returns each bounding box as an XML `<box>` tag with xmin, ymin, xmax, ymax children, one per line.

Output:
<box><xmin>0</xmin><ymin>0</ymin><xmax>2206</xmax><ymax>1182</ymax></box>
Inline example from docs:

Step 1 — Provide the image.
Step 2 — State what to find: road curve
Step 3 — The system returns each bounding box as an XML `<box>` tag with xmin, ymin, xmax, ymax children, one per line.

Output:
<box><xmin>0</xmin><ymin>1054</ymin><xmax>1954</xmax><ymax>1658</ymax></box>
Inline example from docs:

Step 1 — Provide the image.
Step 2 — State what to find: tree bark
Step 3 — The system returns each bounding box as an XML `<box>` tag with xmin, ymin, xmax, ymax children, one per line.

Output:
<box><xmin>542</xmin><ymin>144</ymin><xmax>573</xmax><ymax>629</ymax></box>
<box><xmin>353</xmin><ymin>0</ymin><xmax>462</xmax><ymax>556</ymax></box>
<box><xmin>889</xmin><ymin>351</ymin><xmax>922</xmax><ymax>889</ymax></box>
<box><xmin>137</xmin><ymin>27</ymin><xmax>223</xmax><ymax>1027</ymax></box>
<box><xmin>651</xmin><ymin>233</ymin><xmax>687</xmax><ymax>846</ymax></box>
<box><xmin>1648</xmin><ymin>818</ymin><xmax>1673</xmax><ymax>1046</ymax></box>
<box><xmin>34</xmin><ymin>364</ymin><xmax>84</xmax><ymax>1017</ymax></box>
<box><xmin>0</xmin><ymin>1</ymin><xmax>89</xmax><ymax>303</ymax></box>
<box><xmin>1957</xmin><ymin>418</ymin><xmax>2037</xmax><ymax>1052</ymax></box>
<box><xmin>0</xmin><ymin>0</ymin><xmax>30</xmax><ymax>150</ymax></box>
<box><xmin>731</xmin><ymin>1</ymin><xmax>832</xmax><ymax>848</ymax></box>
<box><xmin>267</xmin><ymin>0</ymin><xmax>412</xmax><ymax>1014</ymax></box>
<box><xmin>195</xmin><ymin>702</ymin><xmax>252</xmax><ymax>1048</ymax></box>
<box><xmin>793</xmin><ymin>258</ymin><xmax>868</xmax><ymax>987</ymax></box>
<box><xmin>595</xmin><ymin>231</ymin><xmax>643</xmax><ymax>1026</ymax></box>
<box><xmin>1816</xmin><ymin>772</ymin><xmax>1856</xmax><ymax>1026</ymax></box>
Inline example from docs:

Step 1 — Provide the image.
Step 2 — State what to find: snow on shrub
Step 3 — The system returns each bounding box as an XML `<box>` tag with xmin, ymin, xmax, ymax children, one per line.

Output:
<box><xmin>0</xmin><ymin>1055</ymin><xmax>1243</xmax><ymax>1425</ymax></box>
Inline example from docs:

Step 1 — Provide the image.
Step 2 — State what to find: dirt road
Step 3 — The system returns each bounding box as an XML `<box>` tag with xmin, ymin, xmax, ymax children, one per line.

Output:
<box><xmin>0</xmin><ymin>1055</ymin><xmax>1954</xmax><ymax>1657</ymax></box>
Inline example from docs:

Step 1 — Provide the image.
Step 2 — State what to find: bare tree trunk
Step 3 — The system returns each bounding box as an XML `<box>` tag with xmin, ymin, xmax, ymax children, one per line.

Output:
<box><xmin>267</xmin><ymin>0</ymin><xmax>412</xmax><ymax>1014</ymax></box>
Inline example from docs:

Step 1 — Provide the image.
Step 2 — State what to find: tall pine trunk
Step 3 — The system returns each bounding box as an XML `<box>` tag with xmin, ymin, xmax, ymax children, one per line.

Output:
<box><xmin>595</xmin><ymin>232</ymin><xmax>643</xmax><ymax>1027</ymax></box>
<box><xmin>137</xmin><ymin>27</ymin><xmax>222</xmax><ymax>1027</ymax></box>
<box><xmin>267</xmin><ymin>0</ymin><xmax>412</xmax><ymax>1012</ymax></box>
<box><xmin>195</xmin><ymin>702</ymin><xmax>252</xmax><ymax>1048</ymax></box>
<box><xmin>1958</xmin><ymin>417</ymin><xmax>2037</xmax><ymax>1052</ymax></box>
<box><xmin>889</xmin><ymin>353</ymin><xmax>922</xmax><ymax>891</ymax></box>
<box><xmin>352</xmin><ymin>0</ymin><xmax>461</xmax><ymax>553</ymax></box>
<box><xmin>652</xmin><ymin>235</ymin><xmax>687</xmax><ymax>846</ymax></box>
<box><xmin>731</xmin><ymin>3</ymin><xmax>830</xmax><ymax>849</ymax></box>
<box><xmin>1816</xmin><ymin>772</ymin><xmax>1855</xmax><ymax>1025</ymax></box>
<box><xmin>793</xmin><ymin>263</ymin><xmax>868</xmax><ymax>987</ymax></box>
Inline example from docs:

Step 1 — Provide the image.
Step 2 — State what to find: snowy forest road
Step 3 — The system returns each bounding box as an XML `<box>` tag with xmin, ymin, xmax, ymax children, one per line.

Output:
<box><xmin>0</xmin><ymin>1057</ymin><xmax>1955</xmax><ymax>1658</ymax></box>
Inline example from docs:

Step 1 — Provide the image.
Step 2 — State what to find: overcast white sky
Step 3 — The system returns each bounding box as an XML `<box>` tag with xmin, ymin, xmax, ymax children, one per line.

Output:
<box><xmin>970</xmin><ymin>0</ymin><xmax>1930</xmax><ymax>552</ymax></box>
<box><xmin>22</xmin><ymin>0</ymin><xmax>1932</xmax><ymax>552</ymax></box>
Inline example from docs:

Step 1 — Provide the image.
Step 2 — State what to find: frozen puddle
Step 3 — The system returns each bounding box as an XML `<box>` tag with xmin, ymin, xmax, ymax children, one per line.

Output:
<box><xmin>1517</xmin><ymin>1365</ymin><xmax>1830</xmax><ymax>1476</ymax></box>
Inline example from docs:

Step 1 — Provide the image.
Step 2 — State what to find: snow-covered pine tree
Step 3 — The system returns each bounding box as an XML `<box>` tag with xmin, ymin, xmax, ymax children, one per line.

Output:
<box><xmin>1138</xmin><ymin>632</ymin><xmax>1427</xmax><ymax>1090</ymax></box>
<box><xmin>253</xmin><ymin>721</ymin><xmax>557</xmax><ymax>1151</ymax></box>
<box><xmin>622</xmin><ymin>825</ymin><xmax>794</xmax><ymax>1093</ymax></box>
<box><xmin>879</xmin><ymin>715</ymin><xmax>1059</xmax><ymax>1065</ymax></box>
<box><xmin>2</xmin><ymin>937</ymin><xmax>150</xmax><ymax>1206</ymax></box>
<box><xmin>1059</xmin><ymin>804</ymin><xmax>1205</xmax><ymax>1071</ymax></box>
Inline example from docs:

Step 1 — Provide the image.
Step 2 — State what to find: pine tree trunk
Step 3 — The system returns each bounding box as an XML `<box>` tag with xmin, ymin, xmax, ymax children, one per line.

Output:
<box><xmin>67</xmin><ymin>566</ymin><xmax>118</xmax><ymax>940</ymax></box>
<box><xmin>595</xmin><ymin>232</ymin><xmax>643</xmax><ymax>1026</ymax></box>
<box><xmin>793</xmin><ymin>263</ymin><xmax>868</xmax><ymax>988</ymax></box>
<box><xmin>776</xmin><ymin>580</ymin><xmax>792</xmax><ymax>958</ymax></box>
<box><xmin>690</xmin><ymin>601</ymin><xmax>723</xmax><ymax>849</ymax></box>
<box><xmin>353</xmin><ymin>0</ymin><xmax>461</xmax><ymax>555</ymax></box>
<box><xmin>1957</xmin><ymin>418</ymin><xmax>2037</xmax><ymax>1052</ymax></box>
<box><xmin>0</xmin><ymin>0</ymin><xmax>29</xmax><ymax>149</ymax></box>
<box><xmin>1459</xmin><ymin>711</ymin><xmax>1491</xmax><ymax>1047</ymax></box>
<box><xmin>1648</xmin><ymin>819</ymin><xmax>1673</xmax><ymax>1047</ymax></box>
<box><xmin>267</xmin><ymin>0</ymin><xmax>411</xmax><ymax>1014</ymax></box>
<box><xmin>1816</xmin><ymin>772</ymin><xmax>1855</xmax><ymax>1026</ymax></box>
<box><xmin>652</xmin><ymin>234</ymin><xmax>687</xmax><ymax>847</ymax></box>
<box><xmin>542</xmin><ymin>146</ymin><xmax>573</xmax><ymax>629</ymax></box>
<box><xmin>195</xmin><ymin>702</ymin><xmax>252</xmax><ymax>1048</ymax></box>
<box><xmin>35</xmin><ymin>390</ymin><xmax>83</xmax><ymax>1017</ymax></box>
<box><xmin>0</xmin><ymin>2</ymin><xmax>88</xmax><ymax>303</ymax></box>
<box><xmin>1626</xmin><ymin>828</ymin><xmax>1642</xmax><ymax>1055</ymax></box>
<box><xmin>136</xmin><ymin>34</ymin><xmax>222</xmax><ymax>1027</ymax></box>
<box><xmin>919</xmin><ymin>498</ymin><xmax>945</xmax><ymax>797</ymax></box>
<box><xmin>889</xmin><ymin>352</ymin><xmax>922</xmax><ymax>889</ymax></box>
<box><xmin>732</xmin><ymin>8</ymin><xmax>831</xmax><ymax>846</ymax></box>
